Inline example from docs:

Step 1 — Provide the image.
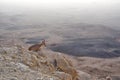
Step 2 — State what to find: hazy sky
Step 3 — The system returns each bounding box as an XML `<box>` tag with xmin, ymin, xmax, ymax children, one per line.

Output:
<box><xmin>0</xmin><ymin>0</ymin><xmax>120</xmax><ymax>29</ymax></box>
<box><xmin>1</xmin><ymin>0</ymin><xmax>120</xmax><ymax>7</ymax></box>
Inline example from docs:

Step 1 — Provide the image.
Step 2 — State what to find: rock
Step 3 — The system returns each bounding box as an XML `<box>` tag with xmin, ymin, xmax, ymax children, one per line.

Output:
<box><xmin>36</xmin><ymin>77</ymin><xmax>43</xmax><ymax>80</ymax></box>
<box><xmin>43</xmin><ymin>77</ymin><xmax>54</xmax><ymax>80</ymax></box>
<box><xmin>10</xmin><ymin>77</ymin><xmax>18</xmax><ymax>80</ymax></box>
<box><xmin>0</xmin><ymin>67</ymin><xmax>4</xmax><ymax>74</ymax></box>
<box><xmin>50</xmin><ymin>78</ymin><xmax>54</xmax><ymax>80</ymax></box>
<box><xmin>54</xmin><ymin>55</ymin><xmax>78</xmax><ymax>80</ymax></box>
<box><xmin>77</xmin><ymin>70</ymin><xmax>92</xmax><ymax>80</ymax></box>
<box><xmin>1</xmin><ymin>47</ymin><xmax>18</xmax><ymax>54</ymax></box>
<box><xmin>0</xmin><ymin>47</ymin><xmax>7</xmax><ymax>54</ymax></box>
<box><xmin>0</xmin><ymin>54</ymin><xmax>4</xmax><ymax>61</ymax></box>
<box><xmin>53</xmin><ymin>71</ymin><xmax>72</xmax><ymax>80</ymax></box>
<box><xmin>4</xmin><ymin>56</ymin><xmax>12</xmax><ymax>61</ymax></box>
<box><xmin>15</xmin><ymin>63</ymin><xmax>29</xmax><ymax>72</ymax></box>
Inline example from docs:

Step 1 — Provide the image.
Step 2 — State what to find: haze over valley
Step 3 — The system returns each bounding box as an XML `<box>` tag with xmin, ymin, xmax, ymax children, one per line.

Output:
<box><xmin>0</xmin><ymin>0</ymin><xmax>120</xmax><ymax>79</ymax></box>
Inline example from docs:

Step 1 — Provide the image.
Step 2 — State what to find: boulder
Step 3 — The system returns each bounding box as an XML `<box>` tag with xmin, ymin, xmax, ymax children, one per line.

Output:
<box><xmin>77</xmin><ymin>70</ymin><xmax>92</xmax><ymax>80</ymax></box>
<box><xmin>54</xmin><ymin>71</ymin><xmax>72</xmax><ymax>80</ymax></box>
<box><xmin>54</xmin><ymin>55</ymin><xmax>78</xmax><ymax>80</ymax></box>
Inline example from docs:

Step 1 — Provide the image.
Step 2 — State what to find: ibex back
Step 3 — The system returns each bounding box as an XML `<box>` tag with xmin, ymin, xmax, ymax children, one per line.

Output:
<box><xmin>28</xmin><ymin>40</ymin><xmax>46</xmax><ymax>52</ymax></box>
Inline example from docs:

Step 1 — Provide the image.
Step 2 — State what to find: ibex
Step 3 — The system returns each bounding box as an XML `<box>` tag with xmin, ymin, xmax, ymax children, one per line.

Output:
<box><xmin>28</xmin><ymin>40</ymin><xmax>46</xmax><ymax>52</ymax></box>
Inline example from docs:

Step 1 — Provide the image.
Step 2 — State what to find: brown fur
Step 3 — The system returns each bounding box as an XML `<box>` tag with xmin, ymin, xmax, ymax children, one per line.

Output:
<box><xmin>28</xmin><ymin>40</ymin><xmax>46</xmax><ymax>52</ymax></box>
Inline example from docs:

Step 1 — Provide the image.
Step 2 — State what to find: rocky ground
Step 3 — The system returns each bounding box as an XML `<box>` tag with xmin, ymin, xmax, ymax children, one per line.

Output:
<box><xmin>0</xmin><ymin>39</ymin><xmax>120</xmax><ymax>80</ymax></box>
<box><xmin>0</xmin><ymin>39</ymin><xmax>92</xmax><ymax>80</ymax></box>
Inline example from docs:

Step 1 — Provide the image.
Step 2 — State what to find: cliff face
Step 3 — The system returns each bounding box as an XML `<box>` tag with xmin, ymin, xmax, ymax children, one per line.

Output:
<box><xmin>0</xmin><ymin>42</ymin><xmax>92</xmax><ymax>80</ymax></box>
<box><xmin>0</xmin><ymin>39</ymin><xmax>120</xmax><ymax>80</ymax></box>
